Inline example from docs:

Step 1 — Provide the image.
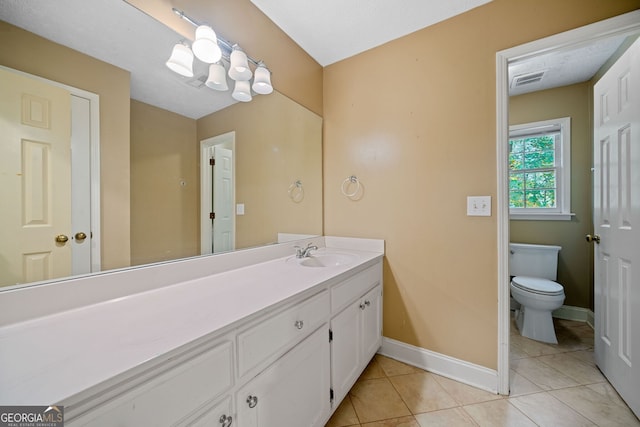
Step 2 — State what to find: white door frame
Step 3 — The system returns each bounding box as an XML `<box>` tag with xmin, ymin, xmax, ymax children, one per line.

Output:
<box><xmin>0</xmin><ymin>65</ymin><xmax>101</xmax><ymax>274</ymax></box>
<box><xmin>495</xmin><ymin>10</ymin><xmax>640</xmax><ymax>394</ymax></box>
<box><xmin>200</xmin><ymin>132</ymin><xmax>236</xmax><ymax>254</ymax></box>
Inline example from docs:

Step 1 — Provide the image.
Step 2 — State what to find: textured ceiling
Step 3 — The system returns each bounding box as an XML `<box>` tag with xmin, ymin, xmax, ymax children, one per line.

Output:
<box><xmin>0</xmin><ymin>0</ymin><xmax>630</xmax><ymax>118</ymax></box>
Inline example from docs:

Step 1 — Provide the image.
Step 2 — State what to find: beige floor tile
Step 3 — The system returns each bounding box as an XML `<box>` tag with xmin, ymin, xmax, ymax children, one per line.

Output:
<box><xmin>509</xmin><ymin>392</ymin><xmax>596</xmax><ymax>426</ymax></box>
<box><xmin>509</xmin><ymin>369</ymin><xmax>543</xmax><ymax>397</ymax></box>
<box><xmin>536</xmin><ymin>352</ymin><xmax>606</xmax><ymax>385</ymax></box>
<box><xmin>326</xmin><ymin>396</ymin><xmax>360</xmax><ymax>427</ymax></box>
<box><xmin>565</xmin><ymin>349</ymin><xmax>597</xmax><ymax>367</ymax></box>
<box><xmin>375</xmin><ymin>355</ymin><xmax>422</xmax><ymax>377</ymax></box>
<box><xmin>349</xmin><ymin>378</ymin><xmax>411</xmax><ymax>424</ymax></box>
<box><xmin>510</xmin><ymin>333</ymin><xmax>565</xmax><ymax>357</ymax></box>
<box><xmin>431</xmin><ymin>373</ymin><xmax>502</xmax><ymax>406</ymax></box>
<box><xmin>550</xmin><ymin>384</ymin><xmax>640</xmax><ymax>427</ymax></box>
<box><xmin>462</xmin><ymin>400</ymin><xmax>537</xmax><ymax>427</ymax></box>
<box><xmin>361</xmin><ymin>415</ymin><xmax>419</xmax><ymax>427</ymax></box>
<box><xmin>358</xmin><ymin>357</ymin><xmax>386</xmax><ymax>381</ymax></box>
<box><xmin>389</xmin><ymin>372</ymin><xmax>458</xmax><ymax>414</ymax></box>
<box><xmin>414</xmin><ymin>407</ymin><xmax>478</xmax><ymax>426</ymax></box>
<box><xmin>510</xmin><ymin>357</ymin><xmax>580</xmax><ymax>390</ymax></box>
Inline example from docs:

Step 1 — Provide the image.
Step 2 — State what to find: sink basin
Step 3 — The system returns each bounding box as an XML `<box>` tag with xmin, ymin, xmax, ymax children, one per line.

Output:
<box><xmin>288</xmin><ymin>252</ymin><xmax>357</xmax><ymax>268</ymax></box>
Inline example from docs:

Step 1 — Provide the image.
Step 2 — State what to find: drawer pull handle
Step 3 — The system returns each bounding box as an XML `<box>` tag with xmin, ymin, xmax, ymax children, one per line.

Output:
<box><xmin>365</xmin><ymin>300</ymin><xmax>371</xmax><ymax>307</ymax></box>
<box><xmin>294</xmin><ymin>320</ymin><xmax>304</xmax><ymax>329</ymax></box>
<box><xmin>360</xmin><ymin>303</ymin><xmax>366</xmax><ymax>310</ymax></box>
<box><xmin>247</xmin><ymin>395</ymin><xmax>258</xmax><ymax>408</ymax></box>
<box><xmin>219</xmin><ymin>414</ymin><xmax>233</xmax><ymax>427</ymax></box>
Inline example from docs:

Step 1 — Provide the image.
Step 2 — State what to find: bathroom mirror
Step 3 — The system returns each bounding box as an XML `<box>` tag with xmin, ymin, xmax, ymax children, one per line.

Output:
<box><xmin>0</xmin><ymin>1</ymin><xmax>323</xmax><ymax>289</ymax></box>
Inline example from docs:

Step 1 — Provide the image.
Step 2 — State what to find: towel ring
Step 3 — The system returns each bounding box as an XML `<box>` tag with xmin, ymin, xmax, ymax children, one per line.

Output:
<box><xmin>288</xmin><ymin>180</ymin><xmax>304</xmax><ymax>202</ymax></box>
<box><xmin>341</xmin><ymin>175</ymin><xmax>361</xmax><ymax>198</ymax></box>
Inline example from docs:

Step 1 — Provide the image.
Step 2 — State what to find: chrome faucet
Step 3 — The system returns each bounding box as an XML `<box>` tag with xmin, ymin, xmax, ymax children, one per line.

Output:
<box><xmin>295</xmin><ymin>242</ymin><xmax>318</xmax><ymax>258</ymax></box>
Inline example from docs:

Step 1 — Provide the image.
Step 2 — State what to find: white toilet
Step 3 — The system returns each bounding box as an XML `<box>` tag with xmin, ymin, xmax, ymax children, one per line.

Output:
<box><xmin>510</xmin><ymin>243</ymin><xmax>565</xmax><ymax>344</ymax></box>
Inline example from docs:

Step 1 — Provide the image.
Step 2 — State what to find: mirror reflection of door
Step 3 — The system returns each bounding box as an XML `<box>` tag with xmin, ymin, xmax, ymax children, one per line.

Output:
<box><xmin>0</xmin><ymin>67</ymin><xmax>94</xmax><ymax>287</ymax></box>
<box><xmin>200</xmin><ymin>132</ymin><xmax>235</xmax><ymax>255</ymax></box>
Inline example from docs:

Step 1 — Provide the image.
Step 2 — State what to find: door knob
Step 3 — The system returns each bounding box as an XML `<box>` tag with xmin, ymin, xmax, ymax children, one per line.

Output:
<box><xmin>55</xmin><ymin>234</ymin><xmax>69</xmax><ymax>243</ymax></box>
<box><xmin>585</xmin><ymin>234</ymin><xmax>601</xmax><ymax>244</ymax></box>
<box><xmin>75</xmin><ymin>232</ymin><xmax>87</xmax><ymax>242</ymax></box>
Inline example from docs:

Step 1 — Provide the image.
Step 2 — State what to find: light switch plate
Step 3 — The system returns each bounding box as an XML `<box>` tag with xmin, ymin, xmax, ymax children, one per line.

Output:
<box><xmin>467</xmin><ymin>196</ymin><xmax>491</xmax><ymax>216</ymax></box>
<box><xmin>236</xmin><ymin>204</ymin><xmax>245</xmax><ymax>215</ymax></box>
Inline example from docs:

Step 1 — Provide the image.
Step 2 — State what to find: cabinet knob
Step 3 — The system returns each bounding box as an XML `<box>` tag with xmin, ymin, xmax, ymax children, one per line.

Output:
<box><xmin>246</xmin><ymin>395</ymin><xmax>258</xmax><ymax>408</ymax></box>
<box><xmin>294</xmin><ymin>320</ymin><xmax>304</xmax><ymax>329</ymax></box>
<box><xmin>360</xmin><ymin>303</ymin><xmax>366</xmax><ymax>310</ymax></box>
<box><xmin>365</xmin><ymin>300</ymin><xmax>371</xmax><ymax>307</ymax></box>
<box><xmin>219</xmin><ymin>414</ymin><xmax>233</xmax><ymax>427</ymax></box>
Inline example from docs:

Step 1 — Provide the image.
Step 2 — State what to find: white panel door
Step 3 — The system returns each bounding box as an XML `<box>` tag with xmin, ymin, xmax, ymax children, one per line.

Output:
<box><xmin>593</xmin><ymin>37</ymin><xmax>640</xmax><ymax>417</ymax></box>
<box><xmin>0</xmin><ymin>68</ymin><xmax>72</xmax><ymax>286</ymax></box>
<box><xmin>213</xmin><ymin>146</ymin><xmax>234</xmax><ymax>253</ymax></box>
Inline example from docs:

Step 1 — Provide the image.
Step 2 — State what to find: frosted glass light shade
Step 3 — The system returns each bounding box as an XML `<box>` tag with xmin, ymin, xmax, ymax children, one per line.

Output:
<box><xmin>229</xmin><ymin>47</ymin><xmax>252</xmax><ymax>81</ymax></box>
<box><xmin>252</xmin><ymin>64</ymin><xmax>273</xmax><ymax>95</ymax></box>
<box><xmin>166</xmin><ymin>43</ymin><xmax>194</xmax><ymax>77</ymax></box>
<box><xmin>205</xmin><ymin>63</ymin><xmax>228</xmax><ymax>91</ymax></box>
<box><xmin>192</xmin><ymin>25</ymin><xmax>222</xmax><ymax>63</ymax></box>
<box><xmin>232</xmin><ymin>80</ymin><xmax>252</xmax><ymax>102</ymax></box>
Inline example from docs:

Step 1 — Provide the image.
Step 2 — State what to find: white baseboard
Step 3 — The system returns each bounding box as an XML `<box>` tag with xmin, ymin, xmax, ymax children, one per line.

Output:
<box><xmin>552</xmin><ymin>305</ymin><xmax>594</xmax><ymax>326</ymax></box>
<box><xmin>378</xmin><ymin>337</ymin><xmax>498</xmax><ymax>394</ymax></box>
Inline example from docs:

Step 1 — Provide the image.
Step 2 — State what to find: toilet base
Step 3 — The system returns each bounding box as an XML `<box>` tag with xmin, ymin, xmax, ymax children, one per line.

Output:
<box><xmin>515</xmin><ymin>306</ymin><xmax>558</xmax><ymax>344</ymax></box>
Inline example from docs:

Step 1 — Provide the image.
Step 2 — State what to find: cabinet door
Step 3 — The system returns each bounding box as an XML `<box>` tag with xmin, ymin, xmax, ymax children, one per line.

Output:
<box><xmin>362</xmin><ymin>284</ymin><xmax>383</xmax><ymax>361</ymax></box>
<box><xmin>237</xmin><ymin>325</ymin><xmax>330</xmax><ymax>427</ymax></box>
<box><xmin>330</xmin><ymin>299</ymin><xmax>362</xmax><ymax>405</ymax></box>
<box><xmin>180</xmin><ymin>396</ymin><xmax>233</xmax><ymax>427</ymax></box>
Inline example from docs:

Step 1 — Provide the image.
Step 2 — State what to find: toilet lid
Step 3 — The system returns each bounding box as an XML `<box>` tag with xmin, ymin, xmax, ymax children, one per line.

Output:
<box><xmin>512</xmin><ymin>276</ymin><xmax>564</xmax><ymax>296</ymax></box>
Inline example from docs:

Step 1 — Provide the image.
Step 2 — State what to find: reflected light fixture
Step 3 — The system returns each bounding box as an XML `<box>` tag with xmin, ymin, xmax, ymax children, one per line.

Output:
<box><xmin>252</xmin><ymin>62</ymin><xmax>273</xmax><ymax>95</ymax></box>
<box><xmin>166</xmin><ymin>8</ymin><xmax>273</xmax><ymax>102</ymax></box>
<box><xmin>166</xmin><ymin>42</ymin><xmax>194</xmax><ymax>77</ymax></box>
<box><xmin>192</xmin><ymin>25</ymin><xmax>222</xmax><ymax>63</ymax></box>
<box><xmin>205</xmin><ymin>62</ymin><xmax>228</xmax><ymax>91</ymax></box>
<box><xmin>232</xmin><ymin>80</ymin><xmax>252</xmax><ymax>102</ymax></box>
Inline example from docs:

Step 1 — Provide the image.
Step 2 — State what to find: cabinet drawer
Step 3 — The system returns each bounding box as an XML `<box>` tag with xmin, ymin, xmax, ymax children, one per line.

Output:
<box><xmin>331</xmin><ymin>263</ymin><xmax>382</xmax><ymax>315</ymax></box>
<box><xmin>74</xmin><ymin>340</ymin><xmax>234</xmax><ymax>426</ymax></box>
<box><xmin>237</xmin><ymin>290</ymin><xmax>329</xmax><ymax>378</ymax></box>
<box><xmin>179</xmin><ymin>396</ymin><xmax>233</xmax><ymax>427</ymax></box>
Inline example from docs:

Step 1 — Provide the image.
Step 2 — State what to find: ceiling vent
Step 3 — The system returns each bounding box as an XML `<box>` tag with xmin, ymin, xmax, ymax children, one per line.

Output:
<box><xmin>511</xmin><ymin>71</ymin><xmax>545</xmax><ymax>88</ymax></box>
<box><xmin>185</xmin><ymin>74</ymin><xmax>207</xmax><ymax>88</ymax></box>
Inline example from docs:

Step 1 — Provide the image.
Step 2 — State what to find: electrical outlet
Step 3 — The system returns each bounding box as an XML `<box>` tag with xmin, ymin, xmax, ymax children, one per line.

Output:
<box><xmin>467</xmin><ymin>196</ymin><xmax>491</xmax><ymax>216</ymax></box>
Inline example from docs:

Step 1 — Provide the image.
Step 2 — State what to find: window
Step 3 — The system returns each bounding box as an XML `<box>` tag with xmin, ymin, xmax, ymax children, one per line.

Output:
<box><xmin>509</xmin><ymin>117</ymin><xmax>572</xmax><ymax>220</ymax></box>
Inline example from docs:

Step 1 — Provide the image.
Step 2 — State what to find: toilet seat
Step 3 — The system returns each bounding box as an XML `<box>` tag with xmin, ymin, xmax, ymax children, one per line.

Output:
<box><xmin>512</xmin><ymin>276</ymin><xmax>564</xmax><ymax>296</ymax></box>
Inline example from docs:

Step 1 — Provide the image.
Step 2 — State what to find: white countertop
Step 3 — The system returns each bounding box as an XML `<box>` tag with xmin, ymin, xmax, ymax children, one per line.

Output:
<box><xmin>0</xmin><ymin>245</ymin><xmax>382</xmax><ymax>405</ymax></box>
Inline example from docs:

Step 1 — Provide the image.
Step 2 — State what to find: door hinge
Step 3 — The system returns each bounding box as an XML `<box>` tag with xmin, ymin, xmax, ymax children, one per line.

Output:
<box><xmin>210</xmin><ymin>212</ymin><xmax>215</xmax><ymax>220</ymax></box>
<box><xmin>330</xmin><ymin>388</ymin><xmax>334</xmax><ymax>403</ymax></box>
<box><xmin>329</xmin><ymin>329</ymin><xmax>333</xmax><ymax>342</ymax></box>
<box><xmin>210</xmin><ymin>158</ymin><xmax>215</xmax><ymax>166</ymax></box>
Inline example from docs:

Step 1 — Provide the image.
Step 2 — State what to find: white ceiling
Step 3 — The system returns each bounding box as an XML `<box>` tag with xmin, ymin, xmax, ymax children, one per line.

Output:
<box><xmin>249</xmin><ymin>0</ymin><xmax>492</xmax><ymax>66</ymax></box>
<box><xmin>0</xmin><ymin>0</ymin><xmax>629</xmax><ymax>118</ymax></box>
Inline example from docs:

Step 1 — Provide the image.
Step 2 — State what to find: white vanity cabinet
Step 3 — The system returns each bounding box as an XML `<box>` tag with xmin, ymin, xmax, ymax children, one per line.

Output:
<box><xmin>236</xmin><ymin>325</ymin><xmax>331</xmax><ymax>427</ymax></box>
<box><xmin>30</xmin><ymin>246</ymin><xmax>384</xmax><ymax>427</ymax></box>
<box><xmin>330</xmin><ymin>264</ymin><xmax>383</xmax><ymax>404</ymax></box>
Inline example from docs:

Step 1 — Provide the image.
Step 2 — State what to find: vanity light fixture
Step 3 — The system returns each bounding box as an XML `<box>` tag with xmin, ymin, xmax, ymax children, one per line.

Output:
<box><xmin>166</xmin><ymin>42</ymin><xmax>194</xmax><ymax>77</ymax></box>
<box><xmin>166</xmin><ymin>8</ymin><xmax>273</xmax><ymax>102</ymax></box>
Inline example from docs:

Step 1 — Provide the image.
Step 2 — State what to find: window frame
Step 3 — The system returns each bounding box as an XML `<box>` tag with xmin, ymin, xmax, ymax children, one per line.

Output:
<box><xmin>508</xmin><ymin>117</ymin><xmax>573</xmax><ymax>220</ymax></box>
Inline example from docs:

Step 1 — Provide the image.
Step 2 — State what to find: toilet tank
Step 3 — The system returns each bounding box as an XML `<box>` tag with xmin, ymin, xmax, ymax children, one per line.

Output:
<box><xmin>509</xmin><ymin>243</ymin><xmax>561</xmax><ymax>280</ymax></box>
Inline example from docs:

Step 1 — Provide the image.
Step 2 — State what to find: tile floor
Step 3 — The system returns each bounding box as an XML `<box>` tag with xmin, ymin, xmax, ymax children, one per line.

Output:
<box><xmin>325</xmin><ymin>317</ymin><xmax>640</xmax><ymax>427</ymax></box>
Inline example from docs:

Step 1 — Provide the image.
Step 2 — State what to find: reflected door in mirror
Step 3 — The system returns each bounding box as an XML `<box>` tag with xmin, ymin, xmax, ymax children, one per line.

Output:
<box><xmin>0</xmin><ymin>68</ymin><xmax>72</xmax><ymax>287</ymax></box>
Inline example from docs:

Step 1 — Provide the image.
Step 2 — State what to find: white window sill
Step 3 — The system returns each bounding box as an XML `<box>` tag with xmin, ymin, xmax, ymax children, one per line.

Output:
<box><xmin>509</xmin><ymin>212</ymin><xmax>575</xmax><ymax>221</ymax></box>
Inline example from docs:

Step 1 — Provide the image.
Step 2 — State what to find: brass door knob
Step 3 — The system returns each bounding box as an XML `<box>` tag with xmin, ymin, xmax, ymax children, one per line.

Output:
<box><xmin>585</xmin><ymin>234</ymin><xmax>601</xmax><ymax>244</ymax></box>
<box><xmin>55</xmin><ymin>234</ymin><xmax>69</xmax><ymax>243</ymax></box>
<box><xmin>75</xmin><ymin>232</ymin><xmax>87</xmax><ymax>242</ymax></box>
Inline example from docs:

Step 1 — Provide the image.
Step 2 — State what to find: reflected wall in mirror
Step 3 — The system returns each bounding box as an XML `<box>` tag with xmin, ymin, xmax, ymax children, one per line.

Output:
<box><xmin>0</xmin><ymin>18</ymin><xmax>322</xmax><ymax>289</ymax></box>
<box><xmin>130</xmin><ymin>91</ymin><xmax>322</xmax><ymax>266</ymax></box>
